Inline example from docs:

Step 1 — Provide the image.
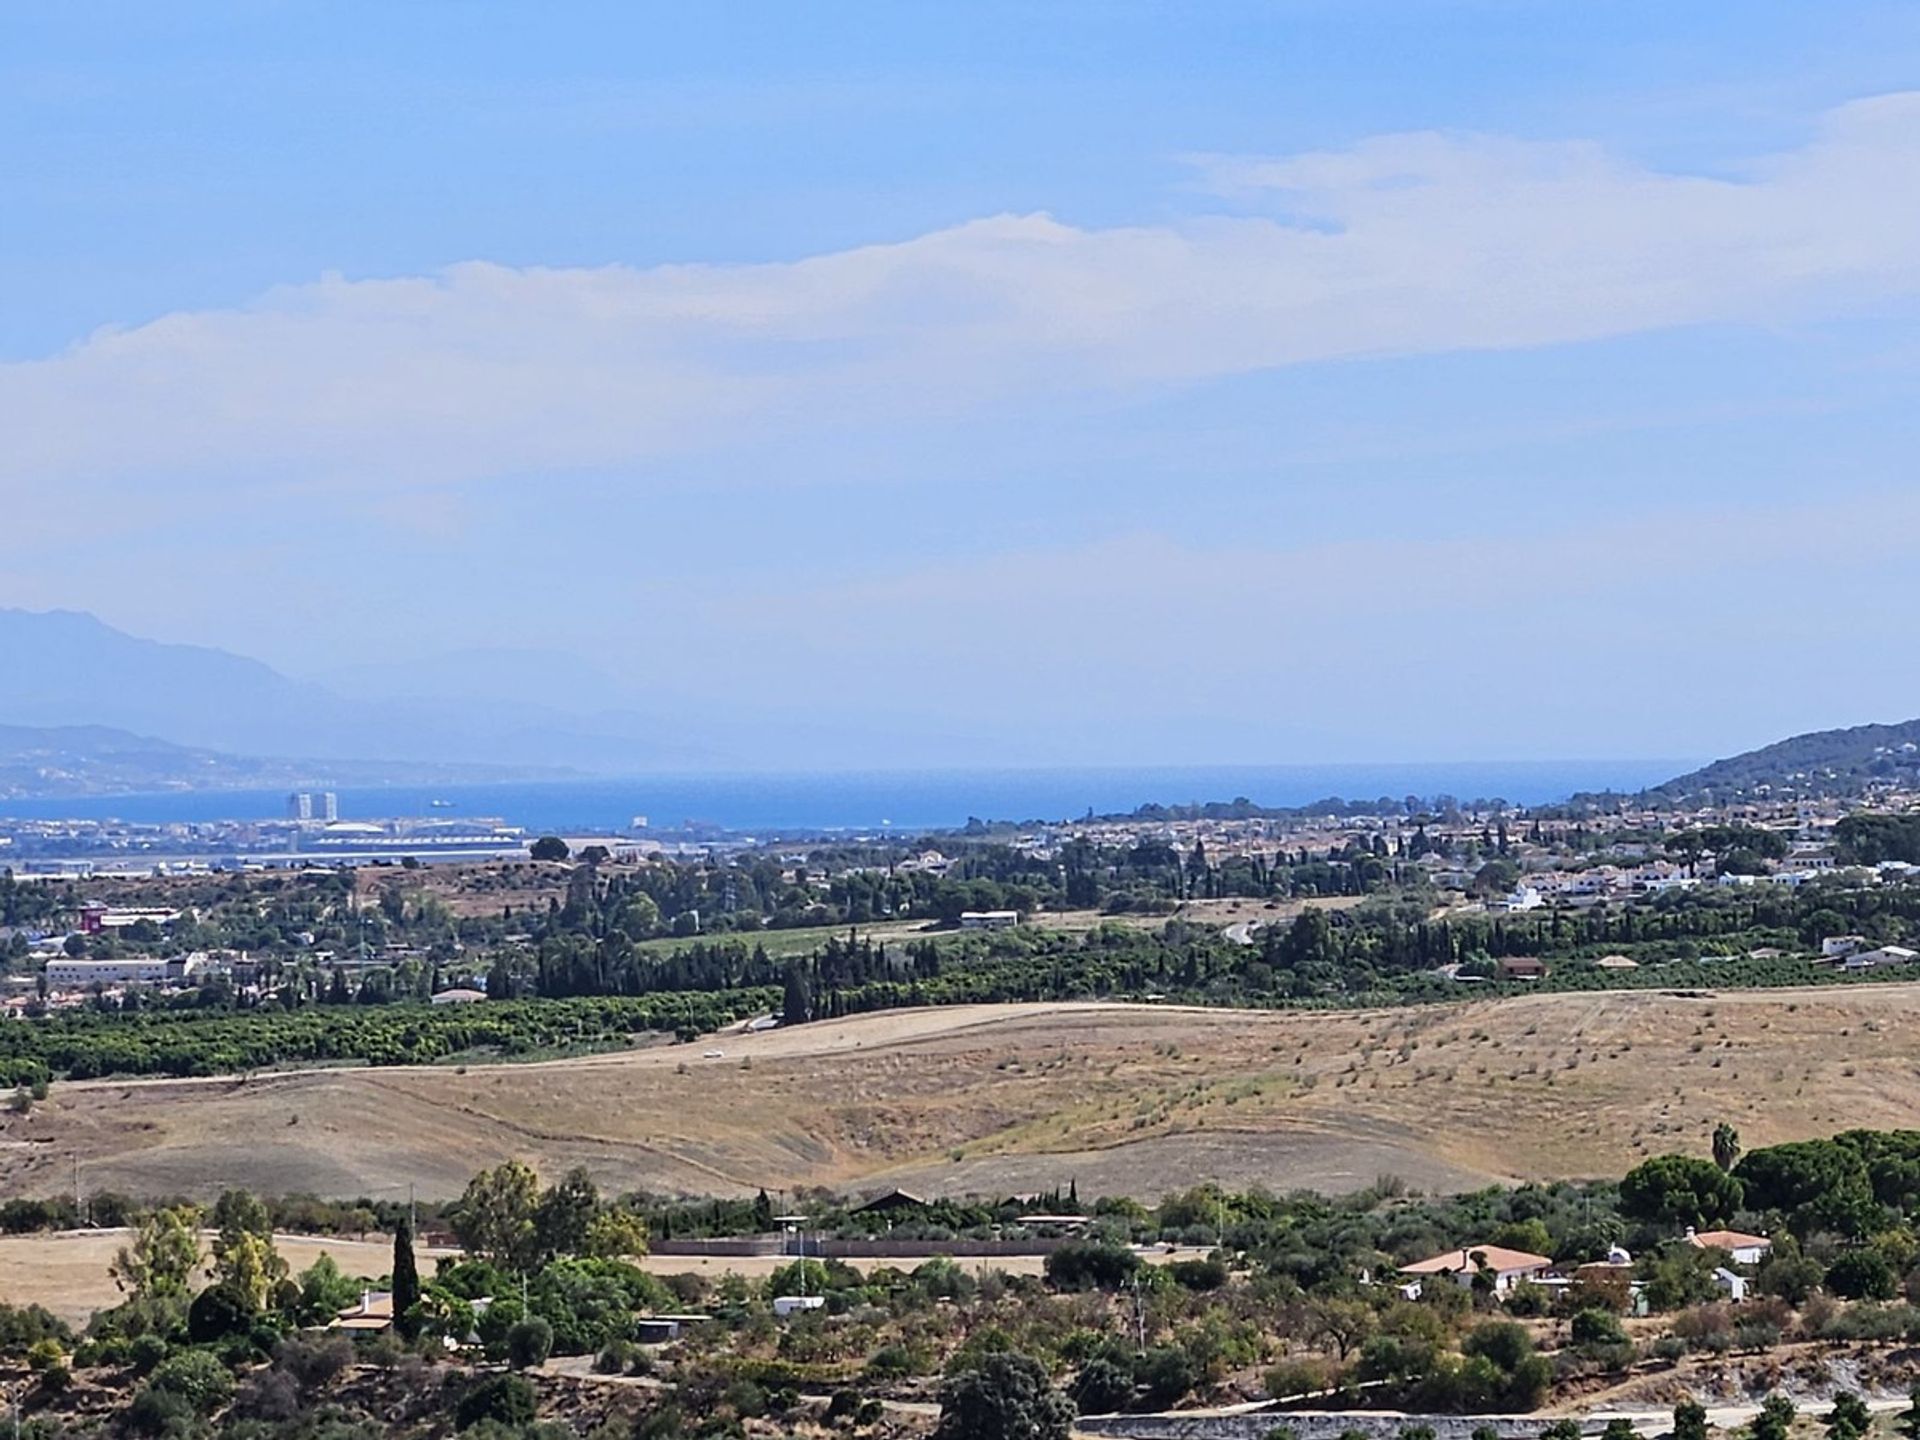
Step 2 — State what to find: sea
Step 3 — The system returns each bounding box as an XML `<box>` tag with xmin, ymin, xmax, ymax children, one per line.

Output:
<box><xmin>0</xmin><ymin>760</ymin><xmax>1692</xmax><ymax>836</ymax></box>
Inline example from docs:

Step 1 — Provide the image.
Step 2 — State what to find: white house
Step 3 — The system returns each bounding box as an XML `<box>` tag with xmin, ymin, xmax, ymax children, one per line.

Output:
<box><xmin>1685</xmin><ymin>1228</ymin><xmax>1772</xmax><ymax>1266</ymax></box>
<box><xmin>1822</xmin><ymin>934</ymin><xmax>1871</xmax><ymax>959</ymax></box>
<box><xmin>1400</xmin><ymin>1244</ymin><xmax>1554</xmax><ymax>1296</ymax></box>
<box><xmin>1846</xmin><ymin>945</ymin><xmax>1917</xmax><ymax>971</ymax></box>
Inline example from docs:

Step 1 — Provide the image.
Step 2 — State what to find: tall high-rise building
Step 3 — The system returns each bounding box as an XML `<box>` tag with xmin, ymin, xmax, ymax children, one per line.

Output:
<box><xmin>287</xmin><ymin>792</ymin><xmax>313</xmax><ymax>821</ymax></box>
<box><xmin>320</xmin><ymin>792</ymin><xmax>339</xmax><ymax>821</ymax></box>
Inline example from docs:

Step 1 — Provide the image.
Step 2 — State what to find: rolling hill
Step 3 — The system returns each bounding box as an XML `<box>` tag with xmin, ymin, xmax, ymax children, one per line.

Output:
<box><xmin>1638</xmin><ymin>719</ymin><xmax>1920</xmax><ymax>805</ymax></box>
<box><xmin>7</xmin><ymin>986</ymin><xmax>1917</xmax><ymax>1204</ymax></box>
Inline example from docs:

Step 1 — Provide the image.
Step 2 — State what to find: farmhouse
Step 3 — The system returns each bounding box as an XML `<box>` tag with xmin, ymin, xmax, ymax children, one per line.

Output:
<box><xmin>1496</xmin><ymin>956</ymin><xmax>1548</xmax><ymax>982</ymax></box>
<box><xmin>1400</xmin><ymin>1244</ymin><xmax>1554</xmax><ymax>1296</ymax></box>
<box><xmin>1686</xmin><ymin>1227</ymin><xmax>1772</xmax><ymax>1266</ymax></box>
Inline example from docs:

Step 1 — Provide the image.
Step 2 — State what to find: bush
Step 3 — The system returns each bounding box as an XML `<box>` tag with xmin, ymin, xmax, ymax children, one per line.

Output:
<box><xmin>1827</xmin><ymin>1251</ymin><xmax>1898</xmax><ymax>1301</ymax></box>
<box><xmin>458</xmin><ymin>1374</ymin><xmax>537</xmax><ymax>1431</ymax></box>
<box><xmin>507</xmin><ymin>1316</ymin><xmax>554</xmax><ymax>1371</ymax></box>
<box><xmin>595</xmin><ymin>1339</ymin><xmax>635</xmax><ymax>1374</ymax></box>
<box><xmin>1167</xmin><ymin>1256</ymin><xmax>1229</xmax><ymax>1291</ymax></box>
<box><xmin>1570</xmin><ymin>1308</ymin><xmax>1628</xmax><ymax>1349</ymax></box>
<box><xmin>1043</xmin><ymin>1242</ymin><xmax>1141</xmax><ymax>1292</ymax></box>
<box><xmin>1264</xmin><ymin>1358</ymin><xmax>1333</xmax><ymax>1400</ymax></box>
<box><xmin>233</xmin><ymin>1369</ymin><xmax>302</xmax><ymax>1422</ymax></box>
<box><xmin>826</xmin><ymin>1388</ymin><xmax>865</xmax><ymax>1423</ymax></box>
<box><xmin>188</xmin><ymin>1284</ymin><xmax>253</xmax><ymax>1344</ymax></box>
<box><xmin>36</xmin><ymin>1364</ymin><xmax>70</xmax><ymax>1396</ymax></box>
<box><xmin>1075</xmin><ymin>1357</ymin><xmax>1135</xmax><ymax>1414</ymax></box>
<box><xmin>275</xmin><ymin>1334</ymin><xmax>353</xmax><ymax>1394</ymax></box>
<box><xmin>148</xmin><ymin>1349</ymin><xmax>235</xmax><ymax>1412</ymax></box>
<box><xmin>127</xmin><ymin>1387</ymin><xmax>194</xmax><ymax>1436</ymax></box>
<box><xmin>866</xmin><ymin>1343</ymin><xmax>920</xmax><ymax>1379</ymax></box>
<box><xmin>1137</xmin><ymin>1347</ymin><xmax>1196</xmax><ymax>1408</ymax></box>
<box><xmin>24</xmin><ymin>1338</ymin><xmax>64</xmax><ymax>1372</ymax></box>
<box><xmin>128</xmin><ymin>1333</ymin><xmax>169</xmax><ymax>1375</ymax></box>
<box><xmin>934</xmin><ymin>1353</ymin><xmax>1074</xmax><ymax>1440</ymax></box>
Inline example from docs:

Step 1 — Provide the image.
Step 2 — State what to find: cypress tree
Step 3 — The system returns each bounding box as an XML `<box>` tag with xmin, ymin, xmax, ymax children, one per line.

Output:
<box><xmin>392</xmin><ymin>1213</ymin><xmax>421</xmax><ymax>1340</ymax></box>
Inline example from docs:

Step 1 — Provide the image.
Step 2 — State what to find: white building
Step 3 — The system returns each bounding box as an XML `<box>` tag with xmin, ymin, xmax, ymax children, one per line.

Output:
<box><xmin>1686</xmin><ymin>1228</ymin><xmax>1772</xmax><ymax>1266</ymax></box>
<box><xmin>1399</xmin><ymin>1244</ymin><xmax>1553</xmax><ymax>1297</ymax></box>
<box><xmin>43</xmin><ymin>954</ymin><xmax>205</xmax><ymax>989</ymax></box>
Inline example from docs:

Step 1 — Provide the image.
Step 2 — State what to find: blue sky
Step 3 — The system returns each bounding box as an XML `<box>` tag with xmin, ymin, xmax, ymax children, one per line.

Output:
<box><xmin>3</xmin><ymin>2</ymin><xmax>1919</xmax><ymax>767</ymax></box>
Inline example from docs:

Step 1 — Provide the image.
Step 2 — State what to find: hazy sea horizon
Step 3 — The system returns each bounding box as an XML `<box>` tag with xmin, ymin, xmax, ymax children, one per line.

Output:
<box><xmin>0</xmin><ymin>759</ymin><xmax>1696</xmax><ymax>835</ymax></box>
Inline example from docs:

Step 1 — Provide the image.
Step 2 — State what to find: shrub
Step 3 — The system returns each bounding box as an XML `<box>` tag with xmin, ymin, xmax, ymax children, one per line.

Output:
<box><xmin>1827</xmin><ymin>1251</ymin><xmax>1898</xmax><ymax>1301</ymax></box>
<box><xmin>148</xmin><ymin>1349</ymin><xmax>235</xmax><ymax>1413</ymax></box>
<box><xmin>934</xmin><ymin>1353</ymin><xmax>1074</xmax><ymax>1440</ymax></box>
<box><xmin>1137</xmin><ymin>1347</ymin><xmax>1197</xmax><ymax>1407</ymax></box>
<box><xmin>1570</xmin><ymin>1308</ymin><xmax>1627</xmax><ymax>1349</ymax></box>
<box><xmin>866</xmin><ymin>1344</ymin><xmax>919</xmax><ymax>1379</ymax></box>
<box><xmin>1264</xmin><ymin>1358</ymin><xmax>1333</xmax><ymax>1400</ymax></box>
<box><xmin>128</xmin><ymin>1333</ymin><xmax>169</xmax><ymax>1375</ymax></box>
<box><xmin>1167</xmin><ymin>1256</ymin><xmax>1229</xmax><ymax>1292</ymax></box>
<box><xmin>127</xmin><ymin>1387</ymin><xmax>194</xmax><ymax>1436</ymax></box>
<box><xmin>457</xmin><ymin>1374</ymin><xmax>537</xmax><ymax>1431</ymax></box>
<box><xmin>187</xmin><ymin>1283</ymin><xmax>253</xmax><ymax>1343</ymax></box>
<box><xmin>1074</xmin><ymin>1357</ymin><xmax>1135</xmax><ymax>1414</ymax></box>
<box><xmin>1043</xmin><ymin>1242</ymin><xmax>1141</xmax><ymax>1292</ymax></box>
<box><xmin>24</xmin><ymin>1338</ymin><xmax>64</xmax><ymax>1372</ymax></box>
<box><xmin>233</xmin><ymin>1369</ymin><xmax>302</xmax><ymax>1422</ymax></box>
<box><xmin>507</xmin><ymin>1316</ymin><xmax>555</xmax><ymax>1371</ymax></box>
<box><xmin>826</xmin><ymin>1389</ymin><xmax>865</xmax><ymax>1423</ymax></box>
<box><xmin>275</xmin><ymin>1334</ymin><xmax>353</xmax><ymax>1394</ymax></box>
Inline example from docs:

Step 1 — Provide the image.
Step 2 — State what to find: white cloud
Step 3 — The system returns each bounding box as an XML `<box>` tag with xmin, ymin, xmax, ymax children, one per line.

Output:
<box><xmin>4</xmin><ymin>93</ymin><xmax>1919</xmax><ymax>500</ymax></box>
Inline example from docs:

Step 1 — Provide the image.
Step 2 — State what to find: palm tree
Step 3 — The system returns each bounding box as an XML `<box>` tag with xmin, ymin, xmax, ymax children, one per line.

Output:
<box><xmin>1713</xmin><ymin>1121</ymin><xmax>1741</xmax><ymax>1172</ymax></box>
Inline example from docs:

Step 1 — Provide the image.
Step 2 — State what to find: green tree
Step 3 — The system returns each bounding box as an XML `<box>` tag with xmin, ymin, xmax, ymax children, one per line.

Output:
<box><xmin>1675</xmin><ymin>1401</ymin><xmax>1709</xmax><ymax>1440</ymax></box>
<box><xmin>783</xmin><ymin>962</ymin><xmax>813</xmax><ymax>1025</ymax></box>
<box><xmin>1828</xmin><ymin>1392</ymin><xmax>1871</xmax><ymax>1440</ymax></box>
<box><xmin>452</xmin><ymin>1160</ymin><xmax>541</xmax><ymax>1271</ymax></box>
<box><xmin>1825</xmin><ymin>1250</ymin><xmax>1896</xmax><ymax>1300</ymax></box>
<box><xmin>111</xmin><ymin>1206</ymin><xmax>203</xmax><ymax>1301</ymax></box>
<box><xmin>1619</xmin><ymin>1154</ymin><xmax>1743</xmax><ymax>1227</ymax></box>
<box><xmin>532</xmin><ymin>1166</ymin><xmax>599</xmax><ymax>1262</ymax></box>
<box><xmin>1752</xmin><ymin>1395</ymin><xmax>1796</xmax><ymax>1440</ymax></box>
<box><xmin>209</xmin><ymin>1189</ymin><xmax>286</xmax><ymax>1315</ymax></box>
<box><xmin>392</xmin><ymin>1214</ymin><xmax>421</xmax><ymax>1340</ymax></box>
<box><xmin>934</xmin><ymin>1352</ymin><xmax>1075</xmax><ymax>1440</ymax></box>
<box><xmin>530</xmin><ymin>837</ymin><xmax>570</xmax><ymax>862</ymax></box>
<box><xmin>1736</xmin><ymin>1141</ymin><xmax>1878</xmax><ymax>1238</ymax></box>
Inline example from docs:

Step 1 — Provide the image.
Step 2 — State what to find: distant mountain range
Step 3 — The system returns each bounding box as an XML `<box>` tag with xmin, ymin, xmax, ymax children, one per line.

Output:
<box><xmin>0</xmin><ymin>723</ymin><xmax>539</xmax><ymax>801</ymax></box>
<box><xmin>3</xmin><ymin>608</ymin><xmax>1914</xmax><ymax>806</ymax></box>
<box><xmin>0</xmin><ymin>607</ymin><xmax>989</xmax><ymax>791</ymax></box>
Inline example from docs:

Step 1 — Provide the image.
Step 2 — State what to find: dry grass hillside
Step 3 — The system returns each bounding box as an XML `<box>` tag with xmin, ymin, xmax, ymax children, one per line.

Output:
<box><xmin>2</xmin><ymin>985</ymin><xmax>1915</xmax><ymax>1204</ymax></box>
